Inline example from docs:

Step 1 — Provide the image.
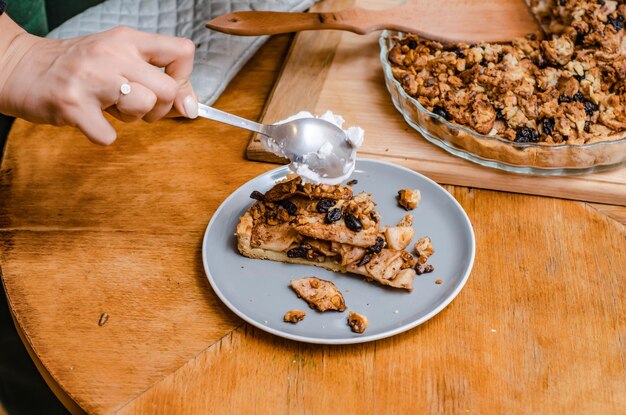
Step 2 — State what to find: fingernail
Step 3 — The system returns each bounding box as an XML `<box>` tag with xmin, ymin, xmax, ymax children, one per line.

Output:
<box><xmin>184</xmin><ymin>95</ymin><xmax>198</xmax><ymax>119</ymax></box>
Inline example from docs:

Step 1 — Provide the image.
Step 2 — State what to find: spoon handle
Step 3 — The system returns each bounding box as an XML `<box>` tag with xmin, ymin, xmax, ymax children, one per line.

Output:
<box><xmin>206</xmin><ymin>8</ymin><xmax>385</xmax><ymax>36</ymax></box>
<box><xmin>197</xmin><ymin>104</ymin><xmax>269</xmax><ymax>136</ymax></box>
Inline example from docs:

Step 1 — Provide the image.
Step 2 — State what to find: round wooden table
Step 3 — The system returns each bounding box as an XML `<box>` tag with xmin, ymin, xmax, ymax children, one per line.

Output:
<box><xmin>1</xmin><ymin>35</ymin><xmax>625</xmax><ymax>414</ymax></box>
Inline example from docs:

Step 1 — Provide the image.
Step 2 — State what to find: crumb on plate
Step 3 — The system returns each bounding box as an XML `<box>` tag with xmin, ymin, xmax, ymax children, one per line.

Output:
<box><xmin>283</xmin><ymin>310</ymin><xmax>306</xmax><ymax>324</ymax></box>
<box><xmin>347</xmin><ymin>311</ymin><xmax>369</xmax><ymax>334</ymax></box>
<box><xmin>397</xmin><ymin>188</ymin><xmax>421</xmax><ymax>210</ymax></box>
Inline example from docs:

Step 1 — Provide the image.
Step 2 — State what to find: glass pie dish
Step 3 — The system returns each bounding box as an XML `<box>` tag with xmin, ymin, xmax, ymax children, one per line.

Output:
<box><xmin>379</xmin><ymin>30</ymin><xmax>626</xmax><ymax>175</ymax></box>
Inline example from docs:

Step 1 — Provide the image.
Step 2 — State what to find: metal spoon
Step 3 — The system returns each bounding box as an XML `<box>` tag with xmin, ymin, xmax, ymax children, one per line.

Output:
<box><xmin>198</xmin><ymin>103</ymin><xmax>355</xmax><ymax>180</ymax></box>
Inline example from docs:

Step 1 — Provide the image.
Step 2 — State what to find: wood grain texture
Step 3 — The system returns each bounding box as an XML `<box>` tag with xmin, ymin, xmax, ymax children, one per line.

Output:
<box><xmin>1</xmin><ymin>6</ymin><xmax>625</xmax><ymax>415</ymax></box>
<box><xmin>247</xmin><ymin>0</ymin><xmax>626</xmax><ymax>206</ymax></box>
<box><xmin>119</xmin><ymin>188</ymin><xmax>626</xmax><ymax>415</ymax></box>
<box><xmin>0</xmin><ymin>34</ymin><xmax>294</xmax><ymax>414</ymax></box>
<box><xmin>588</xmin><ymin>203</ymin><xmax>626</xmax><ymax>225</ymax></box>
<box><xmin>206</xmin><ymin>0</ymin><xmax>542</xmax><ymax>43</ymax></box>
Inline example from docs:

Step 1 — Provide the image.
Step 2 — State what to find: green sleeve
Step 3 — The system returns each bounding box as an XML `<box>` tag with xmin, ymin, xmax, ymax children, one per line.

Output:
<box><xmin>45</xmin><ymin>0</ymin><xmax>105</xmax><ymax>31</ymax></box>
<box><xmin>6</xmin><ymin>0</ymin><xmax>48</xmax><ymax>36</ymax></box>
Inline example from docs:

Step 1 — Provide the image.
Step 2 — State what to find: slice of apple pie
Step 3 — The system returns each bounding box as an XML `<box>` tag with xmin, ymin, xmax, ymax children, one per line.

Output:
<box><xmin>236</xmin><ymin>175</ymin><xmax>418</xmax><ymax>291</ymax></box>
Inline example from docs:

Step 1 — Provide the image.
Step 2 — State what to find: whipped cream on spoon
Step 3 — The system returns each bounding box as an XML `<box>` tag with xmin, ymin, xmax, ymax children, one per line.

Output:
<box><xmin>197</xmin><ymin>105</ymin><xmax>363</xmax><ymax>185</ymax></box>
<box><xmin>269</xmin><ymin>110</ymin><xmax>364</xmax><ymax>184</ymax></box>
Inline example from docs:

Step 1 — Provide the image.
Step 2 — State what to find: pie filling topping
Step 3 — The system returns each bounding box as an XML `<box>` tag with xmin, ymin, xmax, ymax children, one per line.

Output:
<box><xmin>236</xmin><ymin>175</ymin><xmax>419</xmax><ymax>291</ymax></box>
<box><xmin>388</xmin><ymin>0</ymin><xmax>626</xmax><ymax>145</ymax></box>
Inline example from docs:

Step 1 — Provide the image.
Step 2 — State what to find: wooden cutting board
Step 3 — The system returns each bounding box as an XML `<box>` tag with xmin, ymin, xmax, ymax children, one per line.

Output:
<box><xmin>247</xmin><ymin>0</ymin><xmax>626</xmax><ymax>206</ymax></box>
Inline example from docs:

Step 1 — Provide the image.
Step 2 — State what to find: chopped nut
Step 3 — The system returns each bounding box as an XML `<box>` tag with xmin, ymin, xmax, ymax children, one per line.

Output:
<box><xmin>397</xmin><ymin>189</ymin><xmax>421</xmax><ymax>210</ymax></box>
<box><xmin>416</xmin><ymin>263</ymin><xmax>435</xmax><ymax>275</ymax></box>
<box><xmin>414</xmin><ymin>237</ymin><xmax>435</xmax><ymax>260</ymax></box>
<box><xmin>347</xmin><ymin>312</ymin><xmax>369</xmax><ymax>334</ymax></box>
<box><xmin>283</xmin><ymin>310</ymin><xmax>306</xmax><ymax>323</ymax></box>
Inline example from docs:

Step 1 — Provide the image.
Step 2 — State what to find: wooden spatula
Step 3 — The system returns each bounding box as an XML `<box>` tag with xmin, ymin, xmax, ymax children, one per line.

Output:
<box><xmin>206</xmin><ymin>0</ymin><xmax>543</xmax><ymax>44</ymax></box>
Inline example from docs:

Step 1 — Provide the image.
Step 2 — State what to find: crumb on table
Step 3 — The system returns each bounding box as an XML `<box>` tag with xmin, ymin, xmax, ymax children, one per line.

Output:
<box><xmin>98</xmin><ymin>313</ymin><xmax>109</xmax><ymax>327</ymax></box>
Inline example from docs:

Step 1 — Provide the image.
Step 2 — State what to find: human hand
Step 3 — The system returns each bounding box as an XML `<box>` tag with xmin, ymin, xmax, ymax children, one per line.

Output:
<box><xmin>0</xmin><ymin>19</ymin><xmax>197</xmax><ymax>145</ymax></box>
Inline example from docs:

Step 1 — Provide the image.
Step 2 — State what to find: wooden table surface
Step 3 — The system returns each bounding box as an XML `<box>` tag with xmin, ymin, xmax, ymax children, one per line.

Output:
<box><xmin>1</xmin><ymin>34</ymin><xmax>625</xmax><ymax>415</ymax></box>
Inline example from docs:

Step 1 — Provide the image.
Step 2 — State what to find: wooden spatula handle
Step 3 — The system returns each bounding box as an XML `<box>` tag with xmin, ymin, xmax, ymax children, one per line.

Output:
<box><xmin>206</xmin><ymin>9</ymin><xmax>384</xmax><ymax>36</ymax></box>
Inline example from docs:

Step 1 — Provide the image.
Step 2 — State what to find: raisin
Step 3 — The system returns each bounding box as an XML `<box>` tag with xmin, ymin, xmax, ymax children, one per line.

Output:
<box><xmin>454</xmin><ymin>48</ymin><xmax>466</xmax><ymax>58</ymax></box>
<box><xmin>536</xmin><ymin>54</ymin><xmax>548</xmax><ymax>69</ymax></box>
<box><xmin>316</xmin><ymin>198</ymin><xmax>335</xmax><ymax>213</ymax></box>
<box><xmin>541</xmin><ymin>118</ymin><xmax>555</xmax><ymax>136</ymax></box>
<box><xmin>515</xmin><ymin>127</ymin><xmax>539</xmax><ymax>143</ymax></box>
<box><xmin>574</xmin><ymin>74</ymin><xmax>585</xmax><ymax>82</ymax></box>
<box><xmin>608</xmin><ymin>15</ymin><xmax>624</xmax><ymax>31</ymax></box>
<box><xmin>575</xmin><ymin>31</ymin><xmax>587</xmax><ymax>46</ymax></box>
<box><xmin>559</xmin><ymin>0</ymin><xmax>567</xmax><ymax>6</ymax></box>
<box><xmin>432</xmin><ymin>105</ymin><xmax>450</xmax><ymax>120</ymax></box>
<box><xmin>344</xmin><ymin>213</ymin><xmax>363</xmax><ymax>232</ymax></box>
<box><xmin>279</xmin><ymin>199</ymin><xmax>297</xmax><ymax>215</ymax></box>
<box><xmin>584</xmin><ymin>121</ymin><xmax>591</xmax><ymax>133</ymax></box>
<box><xmin>496</xmin><ymin>108</ymin><xmax>505</xmax><ymax>121</ymax></box>
<box><xmin>583</xmin><ymin>101</ymin><xmax>598</xmax><ymax>115</ymax></box>
<box><xmin>367</xmin><ymin>237</ymin><xmax>385</xmax><ymax>254</ymax></box>
<box><xmin>357</xmin><ymin>254</ymin><xmax>372</xmax><ymax>267</ymax></box>
<box><xmin>347</xmin><ymin>179</ymin><xmax>358</xmax><ymax>186</ymax></box>
<box><xmin>287</xmin><ymin>247</ymin><xmax>307</xmax><ymax>258</ymax></box>
<box><xmin>498</xmin><ymin>52</ymin><xmax>505</xmax><ymax>64</ymax></box>
<box><xmin>558</xmin><ymin>94</ymin><xmax>571</xmax><ymax>104</ymax></box>
<box><xmin>325</xmin><ymin>208</ymin><xmax>342</xmax><ymax>224</ymax></box>
<box><xmin>597</xmin><ymin>0</ymin><xmax>605</xmax><ymax>5</ymax></box>
<box><xmin>406</xmin><ymin>39</ymin><xmax>418</xmax><ymax>49</ymax></box>
<box><xmin>250</xmin><ymin>191</ymin><xmax>265</xmax><ymax>201</ymax></box>
<box><xmin>573</xmin><ymin>92</ymin><xmax>585</xmax><ymax>102</ymax></box>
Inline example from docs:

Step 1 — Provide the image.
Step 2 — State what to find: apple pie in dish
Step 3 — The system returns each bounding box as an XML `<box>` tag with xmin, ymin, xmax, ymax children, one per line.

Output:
<box><xmin>381</xmin><ymin>0</ymin><xmax>626</xmax><ymax>173</ymax></box>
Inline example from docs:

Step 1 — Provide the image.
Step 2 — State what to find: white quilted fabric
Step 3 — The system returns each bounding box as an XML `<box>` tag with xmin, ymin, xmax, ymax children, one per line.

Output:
<box><xmin>47</xmin><ymin>0</ymin><xmax>316</xmax><ymax>105</ymax></box>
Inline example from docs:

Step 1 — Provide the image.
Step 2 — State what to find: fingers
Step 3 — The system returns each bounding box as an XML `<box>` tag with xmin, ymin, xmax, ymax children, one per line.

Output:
<box><xmin>106</xmin><ymin>106</ymin><xmax>138</xmax><ymax>123</ymax></box>
<box><xmin>135</xmin><ymin>32</ymin><xmax>196</xmax><ymax>82</ymax></box>
<box><xmin>70</xmin><ymin>28</ymin><xmax>198</xmax><ymax>143</ymax></box>
<box><xmin>132</xmin><ymin>31</ymin><xmax>198</xmax><ymax>119</ymax></box>
<box><xmin>173</xmin><ymin>80</ymin><xmax>198</xmax><ymax>119</ymax></box>
<box><xmin>68</xmin><ymin>104</ymin><xmax>117</xmax><ymax>145</ymax></box>
<box><xmin>114</xmin><ymin>81</ymin><xmax>157</xmax><ymax>120</ymax></box>
<box><xmin>122</xmin><ymin>62</ymin><xmax>179</xmax><ymax>122</ymax></box>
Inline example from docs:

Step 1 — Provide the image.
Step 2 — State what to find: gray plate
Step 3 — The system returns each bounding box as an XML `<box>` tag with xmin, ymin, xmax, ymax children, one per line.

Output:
<box><xmin>202</xmin><ymin>159</ymin><xmax>475</xmax><ymax>344</ymax></box>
